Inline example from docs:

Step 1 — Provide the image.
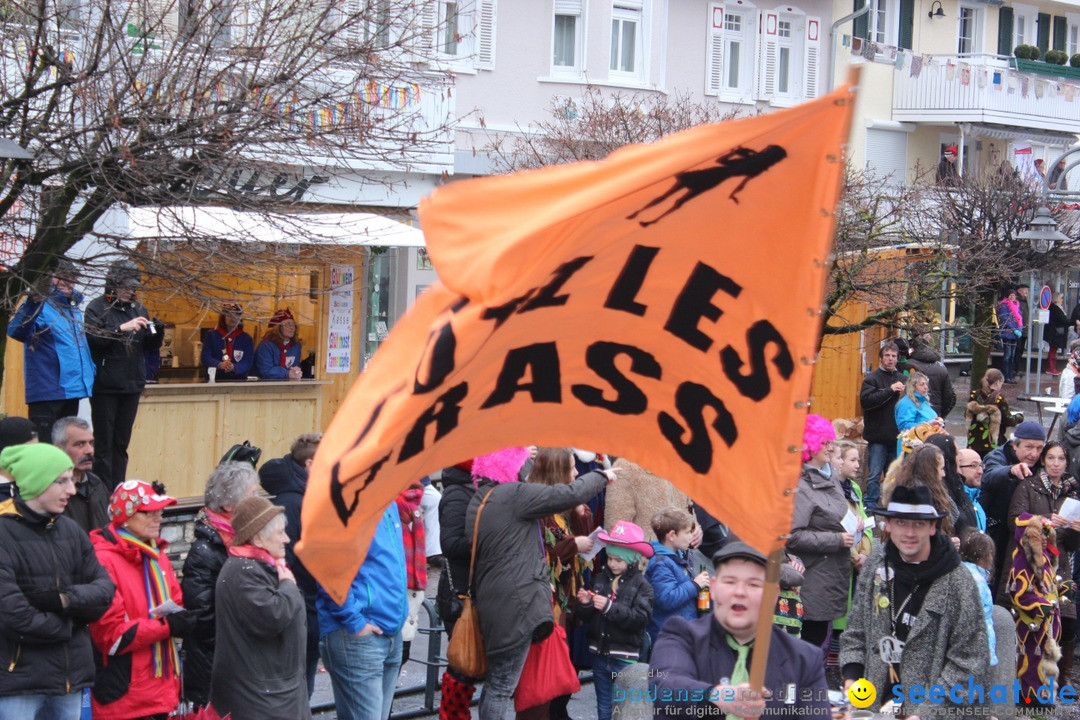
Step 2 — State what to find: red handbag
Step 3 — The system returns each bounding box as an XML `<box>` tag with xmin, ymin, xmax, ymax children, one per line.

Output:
<box><xmin>513</xmin><ymin>622</ymin><xmax>581</xmax><ymax>711</ymax></box>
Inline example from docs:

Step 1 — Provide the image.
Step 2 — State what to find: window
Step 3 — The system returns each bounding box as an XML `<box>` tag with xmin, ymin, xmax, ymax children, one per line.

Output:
<box><xmin>610</xmin><ymin>1</ymin><xmax>644</xmax><ymax>81</ymax></box>
<box><xmin>865</xmin><ymin>127</ymin><xmax>909</xmax><ymax>188</ymax></box>
<box><xmin>872</xmin><ymin>0</ymin><xmax>887</xmax><ymax>43</ymax></box>
<box><xmin>365</xmin><ymin>0</ymin><xmax>392</xmax><ymax>46</ymax></box>
<box><xmin>1011</xmin><ymin>2</ymin><xmax>1037</xmax><ymax>52</ymax></box>
<box><xmin>440</xmin><ymin>1</ymin><xmax>461</xmax><ymax>55</ymax></box>
<box><xmin>957</xmin><ymin>5</ymin><xmax>982</xmax><ymax>55</ymax></box>
<box><xmin>776</xmin><ymin>18</ymin><xmax>792</xmax><ymax>94</ymax></box>
<box><xmin>553</xmin><ymin>0</ymin><xmax>585</xmax><ymax>76</ymax></box>
<box><xmin>1068</xmin><ymin>14</ymin><xmax>1080</xmax><ymax>55</ymax></box>
<box><xmin>179</xmin><ymin>0</ymin><xmax>234</xmax><ymax>47</ymax></box>
<box><xmin>758</xmin><ymin>9</ymin><xmax>819</xmax><ymax>103</ymax></box>
<box><xmin>706</xmin><ymin>1</ymin><xmax>757</xmax><ymax>101</ymax></box>
<box><xmin>426</xmin><ymin>0</ymin><xmax>496</xmax><ymax>70</ymax></box>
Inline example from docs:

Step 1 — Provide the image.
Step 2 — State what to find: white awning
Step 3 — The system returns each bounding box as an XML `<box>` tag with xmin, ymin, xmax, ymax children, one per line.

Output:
<box><xmin>95</xmin><ymin>204</ymin><xmax>426</xmax><ymax>247</ymax></box>
<box><xmin>960</xmin><ymin>123</ymin><xmax>1080</xmax><ymax>148</ymax></box>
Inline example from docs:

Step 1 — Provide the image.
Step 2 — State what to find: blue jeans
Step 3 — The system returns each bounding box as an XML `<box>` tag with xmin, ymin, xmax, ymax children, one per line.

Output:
<box><xmin>591</xmin><ymin>654</ymin><xmax>625</xmax><ymax>720</ymax></box>
<box><xmin>320</xmin><ymin>628</ymin><xmax>403</xmax><ymax>720</ymax></box>
<box><xmin>1002</xmin><ymin>340</ymin><xmax>1017</xmax><ymax>380</ymax></box>
<box><xmin>0</xmin><ymin>691</ymin><xmax>82</xmax><ymax>720</ymax></box>
<box><xmin>864</xmin><ymin>442</ymin><xmax>894</xmax><ymax>512</ymax></box>
<box><xmin>478</xmin><ymin>638</ymin><xmax>532</xmax><ymax>720</ymax></box>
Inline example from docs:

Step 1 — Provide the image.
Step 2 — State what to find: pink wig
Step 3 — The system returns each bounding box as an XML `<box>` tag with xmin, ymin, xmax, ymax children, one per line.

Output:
<box><xmin>472</xmin><ymin>447</ymin><xmax>531</xmax><ymax>487</ymax></box>
<box><xmin>802</xmin><ymin>414</ymin><xmax>837</xmax><ymax>463</ymax></box>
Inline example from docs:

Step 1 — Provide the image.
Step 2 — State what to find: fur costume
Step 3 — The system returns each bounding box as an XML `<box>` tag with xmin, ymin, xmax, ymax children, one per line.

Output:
<box><xmin>1008</xmin><ymin>513</ymin><xmax>1062</xmax><ymax>704</ymax></box>
<box><xmin>965</xmin><ymin>400</ymin><xmax>1001</xmax><ymax>447</ymax></box>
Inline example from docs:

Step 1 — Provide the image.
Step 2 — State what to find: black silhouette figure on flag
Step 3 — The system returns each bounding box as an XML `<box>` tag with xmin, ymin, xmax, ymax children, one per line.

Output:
<box><xmin>628</xmin><ymin>145</ymin><xmax>788</xmax><ymax>227</ymax></box>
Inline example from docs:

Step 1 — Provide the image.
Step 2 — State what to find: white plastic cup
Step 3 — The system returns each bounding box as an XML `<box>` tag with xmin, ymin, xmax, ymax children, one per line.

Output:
<box><xmin>207</xmin><ymin>367</ymin><xmax>217</xmax><ymax>384</ymax></box>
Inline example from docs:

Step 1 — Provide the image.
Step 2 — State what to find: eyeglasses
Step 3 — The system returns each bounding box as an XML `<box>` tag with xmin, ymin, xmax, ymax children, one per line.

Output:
<box><xmin>958</xmin><ymin>463</ymin><xmax>983</xmax><ymax>470</ymax></box>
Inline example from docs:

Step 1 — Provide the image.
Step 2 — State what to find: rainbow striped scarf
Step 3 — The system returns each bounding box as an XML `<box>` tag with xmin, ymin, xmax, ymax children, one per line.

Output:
<box><xmin>115</xmin><ymin>528</ymin><xmax>180</xmax><ymax>678</ymax></box>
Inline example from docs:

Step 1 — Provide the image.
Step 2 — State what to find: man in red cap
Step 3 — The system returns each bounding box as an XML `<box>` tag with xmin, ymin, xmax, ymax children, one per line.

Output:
<box><xmin>936</xmin><ymin>145</ymin><xmax>959</xmax><ymax>185</ymax></box>
<box><xmin>254</xmin><ymin>308</ymin><xmax>304</xmax><ymax>380</ymax></box>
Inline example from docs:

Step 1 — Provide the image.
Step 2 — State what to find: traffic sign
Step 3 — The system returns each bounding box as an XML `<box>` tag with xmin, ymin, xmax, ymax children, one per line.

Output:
<box><xmin>1039</xmin><ymin>285</ymin><xmax>1052</xmax><ymax>310</ymax></box>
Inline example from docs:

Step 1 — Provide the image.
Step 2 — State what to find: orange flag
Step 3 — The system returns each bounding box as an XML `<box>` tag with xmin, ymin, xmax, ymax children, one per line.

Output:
<box><xmin>299</xmin><ymin>82</ymin><xmax>856</xmax><ymax>602</ymax></box>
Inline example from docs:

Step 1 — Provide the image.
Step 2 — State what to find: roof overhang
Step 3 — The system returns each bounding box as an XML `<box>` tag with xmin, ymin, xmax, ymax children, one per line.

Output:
<box><xmin>96</xmin><ymin>205</ymin><xmax>426</xmax><ymax>247</ymax></box>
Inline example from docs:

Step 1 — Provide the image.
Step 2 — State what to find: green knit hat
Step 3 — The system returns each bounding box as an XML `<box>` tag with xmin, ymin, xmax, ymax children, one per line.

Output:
<box><xmin>606</xmin><ymin>545</ymin><xmax>642</xmax><ymax>564</ymax></box>
<box><xmin>0</xmin><ymin>444</ymin><xmax>73</xmax><ymax>501</ymax></box>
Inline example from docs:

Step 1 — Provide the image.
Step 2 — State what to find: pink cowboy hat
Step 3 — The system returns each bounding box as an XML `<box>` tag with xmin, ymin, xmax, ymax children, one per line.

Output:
<box><xmin>597</xmin><ymin>520</ymin><xmax>655</xmax><ymax>558</ymax></box>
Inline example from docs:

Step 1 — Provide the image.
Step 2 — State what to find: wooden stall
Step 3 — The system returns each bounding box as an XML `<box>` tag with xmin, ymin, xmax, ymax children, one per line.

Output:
<box><xmin>809</xmin><ymin>244</ymin><xmax>939</xmax><ymax>421</ymax></box>
<box><xmin>0</xmin><ymin>208</ymin><xmax>428</xmax><ymax>501</ymax></box>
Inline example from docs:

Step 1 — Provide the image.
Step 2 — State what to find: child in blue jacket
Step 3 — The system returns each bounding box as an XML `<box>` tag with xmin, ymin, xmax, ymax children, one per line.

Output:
<box><xmin>645</xmin><ymin>508</ymin><xmax>709</xmax><ymax>642</ymax></box>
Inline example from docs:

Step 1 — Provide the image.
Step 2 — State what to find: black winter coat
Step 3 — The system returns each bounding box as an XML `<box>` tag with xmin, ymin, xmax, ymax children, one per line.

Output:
<box><xmin>180</xmin><ymin>516</ymin><xmax>228</xmax><ymax>706</ymax></box>
<box><xmin>907</xmin><ymin>345</ymin><xmax>956</xmax><ymax>419</ymax></box>
<box><xmin>84</xmin><ymin>295</ymin><xmax>163</xmax><ymax>394</ymax></box>
<box><xmin>62</xmin><ymin>471</ymin><xmax>111</xmax><ymax>533</ymax></box>
<box><xmin>859</xmin><ymin>366</ymin><xmax>906</xmax><ymax>443</ymax></box>
<box><xmin>577</xmin><ymin>565</ymin><xmax>654</xmax><ymax>660</ymax></box>
<box><xmin>259</xmin><ymin>456</ymin><xmax>316</xmax><ymax>601</ymax></box>
<box><xmin>0</xmin><ymin>497</ymin><xmax>115</xmax><ymax>697</ymax></box>
<box><xmin>436</xmin><ymin>466</ymin><xmax>476</xmax><ymax>628</ymax></box>
<box><xmin>210</xmin><ymin>556</ymin><xmax>311</xmax><ymax>720</ymax></box>
<box><xmin>1045</xmin><ymin>303</ymin><xmax>1070</xmax><ymax>351</ymax></box>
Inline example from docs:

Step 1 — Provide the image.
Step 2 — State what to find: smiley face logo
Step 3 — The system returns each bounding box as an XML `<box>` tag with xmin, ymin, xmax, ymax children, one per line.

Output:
<box><xmin>847</xmin><ymin>678</ymin><xmax>876</xmax><ymax>709</ymax></box>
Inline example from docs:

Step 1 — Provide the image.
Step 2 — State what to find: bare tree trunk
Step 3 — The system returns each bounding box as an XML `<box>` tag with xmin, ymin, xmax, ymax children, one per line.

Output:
<box><xmin>970</xmin><ymin>291</ymin><xmax>993</xmax><ymax>386</ymax></box>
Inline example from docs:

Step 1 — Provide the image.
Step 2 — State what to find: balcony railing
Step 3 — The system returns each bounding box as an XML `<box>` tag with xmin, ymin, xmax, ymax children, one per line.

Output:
<box><xmin>892</xmin><ymin>54</ymin><xmax>1080</xmax><ymax>134</ymax></box>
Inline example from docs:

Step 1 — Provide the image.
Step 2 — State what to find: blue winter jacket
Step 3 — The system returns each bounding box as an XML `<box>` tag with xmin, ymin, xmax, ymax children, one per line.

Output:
<box><xmin>645</xmin><ymin>542</ymin><xmax>699</xmax><ymax>642</ymax></box>
<box><xmin>316</xmin><ymin>506</ymin><xmax>408</xmax><ymax>637</ymax></box>
<box><xmin>964</xmin><ymin>486</ymin><xmax>987</xmax><ymax>532</ymax></box>
<box><xmin>963</xmin><ymin>561</ymin><xmax>998</xmax><ymax>666</ymax></box>
<box><xmin>894</xmin><ymin>392</ymin><xmax>939</xmax><ymax>454</ymax></box>
<box><xmin>254</xmin><ymin>339</ymin><xmax>303</xmax><ymax>380</ymax></box>
<box><xmin>201</xmin><ymin>329</ymin><xmax>255</xmax><ymax>380</ymax></box>
<box><xmin>7</xmin><ymin>289</ymin><xmax>95</xmax><ymax>404</ymax></box>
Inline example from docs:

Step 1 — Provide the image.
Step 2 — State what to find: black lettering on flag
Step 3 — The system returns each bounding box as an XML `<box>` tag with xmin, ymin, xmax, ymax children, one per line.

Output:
<box><xmin>329</xmin><ymin>452</ymin><xmax>392</xmax><ymax>526</ymax></box>
<box><xmin>482</xmin><ymin>257</ymin><xmax>593</xmax><ymax>328</ymax></box>
<box><xmin>414</xmin><ymin>320</ymin><xmax>457</xmax><ymax>394</ymax></box>
<box><xmin>482</xmin><ymin>343</ymin><xmax>562</xmax><ymax>408</ymax></box>
<box><xmin>626</xmin><ymin>145</ymin><xmax>788</xmax><ymax>227</ymax></box>
<box><xmin>657</xmin><ymin>382</ymin><xmax>738</xmax><ymax>473</ymax></box>
<box><xmin>399</xmin><ymin>382</ymin><xmax>470</xmax><ymax>462</ymax></box>
<box><xmin>664</xmin><ymin>263</ymin><xmax>742</xmax><ymax>351</ymax></box>
<box><xmin>605</xmin><ymin>245</ymin><xmax>660</xmax><ymax>317</ymax></box>
<box><xmin>721</xmin><ymin>320</ymin><xmax>795</xmax><ymax>401</ymax></box>
<box><xmin>572</xmin><ymin>341</ymin><xmax>661</xmax><ymax>414</ymax></box>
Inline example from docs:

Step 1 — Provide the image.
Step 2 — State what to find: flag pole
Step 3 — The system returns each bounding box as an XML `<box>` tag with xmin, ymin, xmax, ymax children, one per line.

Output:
<box><xmin>749</xmin><ymin>548</ymin><xmax>784</xmax><ymax>691</ymax></box>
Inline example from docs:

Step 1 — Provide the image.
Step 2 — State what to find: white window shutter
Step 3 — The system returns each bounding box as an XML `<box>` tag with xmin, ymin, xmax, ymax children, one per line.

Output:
<box><xmin>476</xmin><ymin>0</ymin><xmax>496</xmax><ymax>69</ymax></box>
<box><xmin>419</xmin><ymin>0</ymin><xmax>438</xmax><ymax>55</ymax></box>
<box><xmin>553</xmin><ymin>0</ymin><xmax>581</xmax><ymax>14</ymax></box>
<box><xmin>804</xmin><ymin>16</ymin><xmax>821</xmax><ymax>99</ymax></box>
<box><xmin>758</xmin><ymin>11</ymin><xmax>778</xmax><ymax>99</ymax></box>
<box><xmin>706</xmin><ymin>3</ymin><xmax>724</xmax><ymax>95</ymax></box>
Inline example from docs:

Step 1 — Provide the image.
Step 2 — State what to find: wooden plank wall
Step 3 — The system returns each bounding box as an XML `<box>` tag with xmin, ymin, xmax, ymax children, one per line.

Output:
<box><xmin>810</xmin><ymin>300</ymin><xmax>869</xmax><ymax>421</ymax></box>
<box><xmin>0</xmin><ymin>249</ymin><xmax>367</xmax><ymax>464</ymax></box>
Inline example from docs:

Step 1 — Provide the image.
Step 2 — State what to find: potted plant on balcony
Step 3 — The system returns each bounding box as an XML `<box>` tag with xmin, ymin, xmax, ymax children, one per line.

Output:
<box><xmin>1014</xmin><ymin>44</ymin><xmax>1040</xmax><ymax>60</ymax></box>
<box><xmin>1045</xmin><ymin>50</ymin><xmax>1069</xmax><ymax>65</ymax></box>
<box><xmin>1012</xmin><ymin>44</ymin><xmax>1080</xmax><ymax>79</ymax></box>
<box><xmin>1072</xmin><ymin>54</ymin><xmax>1080</xmax><ymax>68</ymax></box>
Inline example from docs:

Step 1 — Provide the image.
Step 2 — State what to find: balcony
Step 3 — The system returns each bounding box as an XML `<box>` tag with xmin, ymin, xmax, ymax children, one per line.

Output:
<box><xmin>892</xmin><ymin>55</ymin><xmax>1079</xmax><ymax>134</ymax></box>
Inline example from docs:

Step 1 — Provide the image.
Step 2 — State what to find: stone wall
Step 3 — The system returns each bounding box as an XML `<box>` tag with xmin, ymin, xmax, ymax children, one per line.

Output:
<box><xmin>161</xmin><ymin>506</ymin><xmax>200</xmax><ymax>576</ymax></box>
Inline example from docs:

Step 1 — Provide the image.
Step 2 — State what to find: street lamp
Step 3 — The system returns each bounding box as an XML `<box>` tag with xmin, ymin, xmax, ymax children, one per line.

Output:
<box><xmin>1017</xmin><ymin>205</ymin><xmax>1070</xmax><ymax>253</ymax></box>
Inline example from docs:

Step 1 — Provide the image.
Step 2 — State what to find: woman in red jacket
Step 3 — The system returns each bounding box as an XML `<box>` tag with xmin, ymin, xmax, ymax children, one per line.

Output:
<box><xmin>90</xmin><ymin>480</ymin><xmax>194</xmax><ymax>719</ymax></box>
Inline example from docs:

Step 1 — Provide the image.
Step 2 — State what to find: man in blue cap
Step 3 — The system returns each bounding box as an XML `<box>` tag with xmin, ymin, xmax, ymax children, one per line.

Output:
<box><xmin>980</xmin><ymin>420</ymin><xmax>1046</xmax><ymax>589</ymax></box>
